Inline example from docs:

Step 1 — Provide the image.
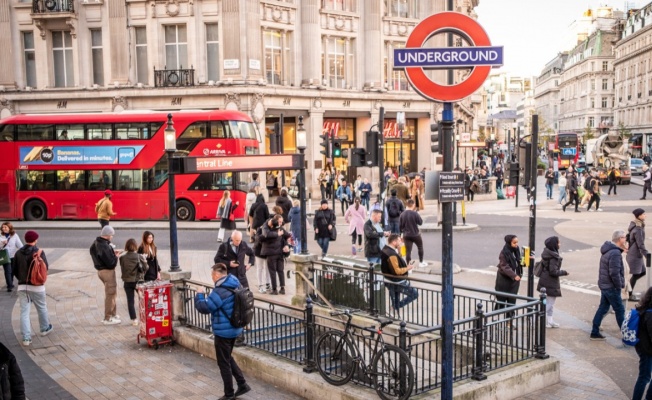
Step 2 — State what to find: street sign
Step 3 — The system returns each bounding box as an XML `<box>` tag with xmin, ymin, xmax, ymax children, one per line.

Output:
<box><xmin>183</xmin><ymin>154</ymin><xmax>302</xmax><ymax>173</ymax></box>
<box><xmin>439</xmin><ymin>172</ymin><xmax>465</xmax><ymax>202</ymax></box>
<box><xmin>393</xmin><ymin>12</ymin><xmax>502</xmax><ymax>102</ymax></box>
<box><xmin>561</xmin><ymin>148</ymin><xmax>577</xmax><ymax>156</ymax></box>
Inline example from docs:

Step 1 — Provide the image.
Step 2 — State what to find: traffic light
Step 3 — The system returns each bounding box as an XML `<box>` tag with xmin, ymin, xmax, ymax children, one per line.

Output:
<box><xmin>508</xmin><ymin>162</ymin><xmax>520</xmax><ymax>186</ymax></box>
<box><xmin>431</xmin><ymin>123</ymin><xmax>442</xmax><ymax>154</ymax></box>
<box><xmin>365</xmin><ymin>130</ymin><xmax>379</xmax><ymax>167</ymax></box>
<box><xmin>350</xmin><ymin>148</ymin><xmax>366</xmax><ymax>167</ymax></box>
<box><xmin>518</xmin><ymin>142</ymin><xmax>532</xmax><ymax>186</ymax></box>
<box><xmin>319</xmin><ymin>131</ymin><xmax>331</xmax><ymax>158</ymax></box>
<box><xmin>332</xmin><ymin>140</ymin><xmax>343</xmax><ymax>158</ymax></box>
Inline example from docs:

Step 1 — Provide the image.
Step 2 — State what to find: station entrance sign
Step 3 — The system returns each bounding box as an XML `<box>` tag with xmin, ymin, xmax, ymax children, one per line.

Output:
<box><xmin>394</xmin><ymin>12</ymin><xmax>503</xmax><ymax>102</ymax></box>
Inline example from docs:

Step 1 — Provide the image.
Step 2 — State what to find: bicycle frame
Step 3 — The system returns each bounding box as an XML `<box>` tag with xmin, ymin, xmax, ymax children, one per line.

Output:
<box><xmin>336</xmin><ymin>313</ymin><xmax>388</xmax><ymax>377</ymax></box>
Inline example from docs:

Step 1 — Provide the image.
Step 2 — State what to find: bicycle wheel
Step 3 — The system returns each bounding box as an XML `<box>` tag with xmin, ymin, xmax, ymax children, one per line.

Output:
<box><xmin>372</xmin><ymin>344</ymin><xmax>414</xmax><ymax>400</ymax></box>
<box><xmin>315</xmin><ymin>331</ymin><xmax>357</xmax><ymax>386</ymax></box>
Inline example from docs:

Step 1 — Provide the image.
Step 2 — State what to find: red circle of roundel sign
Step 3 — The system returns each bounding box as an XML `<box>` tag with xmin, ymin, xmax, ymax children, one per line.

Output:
<box><xmin>394</xmin><ymin>12</ymin><xmax>503</xmax><ymax>103</ymax></box>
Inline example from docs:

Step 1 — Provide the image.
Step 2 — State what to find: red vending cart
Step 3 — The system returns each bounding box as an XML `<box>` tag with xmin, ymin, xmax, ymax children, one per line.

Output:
<box><xmin>137</xmin><ymin>281</ymin><xmax>174</xmax><ymax>349</ymax></box>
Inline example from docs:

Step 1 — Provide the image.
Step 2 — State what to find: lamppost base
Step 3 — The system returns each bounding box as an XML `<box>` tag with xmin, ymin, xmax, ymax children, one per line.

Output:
<box><xmin>168</xmin><ymin>266</ymin><xmax>182</xmax><ymax>273</ymax></box>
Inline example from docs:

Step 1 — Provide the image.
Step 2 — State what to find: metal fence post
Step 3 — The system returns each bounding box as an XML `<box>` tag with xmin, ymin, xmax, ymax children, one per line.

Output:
<box><xmin>303</xmin><ymin>296</ymin><xmax>317</xmax><ymax>373</ymax></box>
<box><xmin>472</xmin><ymin>303</ymin><xmax>487</xmax><ymax>381</ymax></box>
<box><xmin>399</xmin><ymin>321</ymin><xmax>408</xmax><ymax>352</ymax></box>
<box><xmin>535</xmin><ymin>288</ymin><xmax>550</xmax><ymax>359</ymax></box>
<box><xmin>368</xmin><ymin>263</ymin><xmax>378</xmax><ymax>316</ymax></box>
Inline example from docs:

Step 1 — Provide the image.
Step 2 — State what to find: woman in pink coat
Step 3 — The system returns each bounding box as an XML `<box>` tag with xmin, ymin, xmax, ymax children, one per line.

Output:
<box><xmin>345</xmin><ymin>197</ymin><xmax>367</xmax><ymax>255</ymax></box>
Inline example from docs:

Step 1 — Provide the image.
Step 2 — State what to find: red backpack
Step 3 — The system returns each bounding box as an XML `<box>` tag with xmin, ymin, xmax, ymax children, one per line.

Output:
<box><xmin>28</xmin><ymin>249</ymin><xmax>47</xmax><ymax>285</ymax></box>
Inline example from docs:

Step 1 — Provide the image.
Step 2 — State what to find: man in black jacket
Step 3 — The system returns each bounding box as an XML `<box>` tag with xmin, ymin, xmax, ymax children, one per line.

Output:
<box><xmin>386</xmin><ymin>190</ymin><xmax>404</xmax><ymax>234</ymax></box>
<box><xmin>13</xmin><ymin>230</ymin><xmax>52</xmax><ymax>346</ymax></box>
<box><xmin>260</xmin><ymin>215</ymin><xmax>291</xmax><ymax>295</ymax></box>
<box><xmin>0</xmin><ymin>341</ymin><xmax>25</xmax><ymax>399</ymax></box>
<box><xmin>590</xmin><ymin>230</ymin><xmax>627</xmax><ymax>340</ymax></box>
<box><xmin>90</xmin><ymin>225</ymin><xmax>120</xmax><ymax>325</ymax></box>
<box><xmin>562</xmin><ymin>171</ymin><xmax>580</xmax><ymax>213</ymax></box>
<box><xmin>275</xmin><ymin>189</ymin><xmax>293</xmax><ymax>226</ymax></box>
<box><xmin>399</xmin><ymin>199</ymin><xmax>426</xmax><ymax>267</ymax></box>
<box><xmin>214</xmin><ymin>231</ymin><xmax>255</xmax><ymax>289</ymax></box>
<box><xmin>365</xmin><ymin>210</ymin><xmax>389</xmax><ymax>265</ymax></box>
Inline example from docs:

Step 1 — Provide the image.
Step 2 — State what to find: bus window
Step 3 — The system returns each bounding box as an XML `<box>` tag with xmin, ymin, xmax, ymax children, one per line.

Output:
<box><xmin>88</xmin><ymin>170</ymin><xmax>113</xmax><ymax>190</ymax></box>
<box><xmin>230</xmin><ymin>121</ymin><xmax>258</xmax><ymax>140</ymax></box>
<box><xmin>209</xmin><ymin>122</ymin><xmax>225</xmax><ymax>138</ymax></box>
<box><xmin>116</xmin><ymin>123</ymin><xmax>150</xmax><ymax>140</ymax></box>
<box><xmin>144</xmin><ymin>157</ymin><xmax>168</xmax><ymax>190</ymax></box>
<box><xmin>56</xmin><ymin>170</ymin><xmax>82</xmax><ymax>190</ymax></box>
<box><xmin>20</xmin><ymin>170</ymin><xmax>56</xmax><ymax>190</ymax></box>
<box><xmin>178</xmin><ymin>122</ymin><xmax>207</xmax><ymax>155</ymax></box>
<box><xmin>87</xmin><ymin>124</ymin><xmax>112</xmax><ymax>140</ymax></box>
<box><xmin>16</xmin><ymin>125</ymin><xmax>55</xmax><ymax>141</ymax></box>
<box><xmin>0</xmin><ymin>125</ymin><xmax>13</xmax><ymax>141</ymax></box>
<box><xmin>234</xmin><ymin>173</ymin><xmax>249</xmax><ymax>192</ymax></box>
<box><xmin>190</xmin><ymin>172</ymin><xmax>232</xmax><ymax>190</ymax></box>
<box><xmin>56</xmin><ymin>125</ymin><xmax>84</xmax><ymax>140</ymax></box>
<box><xmin>117</xmin><ymin>170</ymin><xmax>143</xmax><ymax>190</ymax></box>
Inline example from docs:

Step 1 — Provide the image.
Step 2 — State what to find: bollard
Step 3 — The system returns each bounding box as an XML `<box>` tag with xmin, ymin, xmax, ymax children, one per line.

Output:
<box><xmin>535</xmin><ymin>288</ymin><xmax>550</xmax><ymax>359</ymax></box>
<box><xmin>368</xmin><ymin>263</ymin><xmax>378</xmax><ymax>316</ymax></box>
<box><xmin>303</xmin><ymin>296</ymin><xmax>317</xmax><ymax>373</ymax></box>
<box><xmin>472</xmin><ymin>303</ymin><xmax>487</xmax><ymax>381</ymax></box>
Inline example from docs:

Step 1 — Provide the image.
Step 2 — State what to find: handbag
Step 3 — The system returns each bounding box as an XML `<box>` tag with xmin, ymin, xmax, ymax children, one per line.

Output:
<box><xmin>0</xmin><ymin>249</ymin><xmax>9</xmax><ymax>265</ymax></box>
<box><xmin>329</xmin><ymin>225</ymin><xmax>338</xmax><ymax>241</ymax></box>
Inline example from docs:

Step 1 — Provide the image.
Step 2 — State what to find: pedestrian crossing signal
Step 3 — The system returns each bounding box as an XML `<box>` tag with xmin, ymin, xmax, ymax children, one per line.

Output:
<box><xmin>431</xmin><ymin>123</ymin><xmax>442</xmax><ymax>154</ymax></box>
<box><xmin>333</xmin><ymin>140</ymin><xmax>343</xmax><ymax>158</ymax></box>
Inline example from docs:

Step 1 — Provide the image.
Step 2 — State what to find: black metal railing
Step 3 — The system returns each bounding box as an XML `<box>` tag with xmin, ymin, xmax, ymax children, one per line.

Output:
<box><xmin>154</xmin><ymin>66</ymin><xmax>195</xmax><ymax>87</ymax></box>
<box><xmin>32</xmin><ymin>0</ymin><xmax>74</xmax><ymax>13</ymax></box>
<box><xmin>180</xmin><ymin>276</ymin><xmax>547</xmax><ymax>396</ymax></box>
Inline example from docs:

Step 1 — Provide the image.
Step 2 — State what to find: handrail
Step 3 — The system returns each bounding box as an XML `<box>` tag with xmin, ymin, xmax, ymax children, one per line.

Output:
<box><xmin>313</xmin><ymin>260</ymin><xmax>537</xmax><ymax>302</ymax></box>
<box><xmin>288</xmin><ymin>270</ymin><xmax>336</xmax><ymax>311</ymax></box>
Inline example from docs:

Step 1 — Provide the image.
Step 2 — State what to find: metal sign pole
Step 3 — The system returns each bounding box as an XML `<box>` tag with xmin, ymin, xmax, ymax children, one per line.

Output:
<box><xmin>528</xmin><ymin>115</ymin><xmax>538</xmax><ymax>297</ymax></box>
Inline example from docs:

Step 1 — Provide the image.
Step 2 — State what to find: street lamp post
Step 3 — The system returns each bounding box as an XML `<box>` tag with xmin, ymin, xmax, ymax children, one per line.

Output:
<box><xmin>296</xmin><ymin>116</ymin><xmax>308</xmax><ymax>255</ymax></box>
<box><xmin>165</xmin><ymin>114</ymin><xmax>181</xmax><ymax>272</ymax></box>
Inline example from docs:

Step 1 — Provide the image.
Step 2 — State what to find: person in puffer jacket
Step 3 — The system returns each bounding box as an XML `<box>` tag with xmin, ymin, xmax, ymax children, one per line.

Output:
<box><xmin>195</xmin><ymin>263</ymin><xmax>250</xmax><ymax>400</ymax></box>
<box><xmin>0</xmin><ymin>341</ymin><xmax>25</xmax><ymax>400</ymax></box>
<box><xmin>590</xmin><ymin>230</ymin><xmax>627</xmax><ymax>341</ymax></box>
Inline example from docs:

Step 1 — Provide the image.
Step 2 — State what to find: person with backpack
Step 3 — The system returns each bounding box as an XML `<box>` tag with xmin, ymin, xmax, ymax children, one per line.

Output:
<box><xmin>627</xmin><ymin>209</ymin><xmax>649</xmax><ymax>301</ymax></box>
<box><xmin>607</xmin><ymin>166</ymin><xmax>618</xmax><ymax>196</ymax></box>
<box><xmin>90</xmin><ymin>225</ymin><xmax>121</xmax><ymax>326</ymax></box>
<box><xmin>536</xmin><ymin>236</ymin><xmax>569</xmax><ymax>328</ymax></box>
<box><xmin>562</xmin><ymin>171</ymin><xmax>580</xmax><ymax>213</ymax></box>
<box><xmin>195</xmin><ymin>263</ymin><xmax>251</xmax><ymax>400</ymax></box>
<box><xmin>590</xmin><ymin>230</ymin><xmax>627</xmax><ymax>340</ymax></box>
<box><xmin>336</xmin><ymin>180</ymin><xmax>353</xmax><ymax>216</ymax></box>
<box><xmin>386</xmin><ymin>190</ymin><xmax>404</xmax><ymax>235</ymax></box>
<box><xmin>13</xmin><ymin>230</ymin><xmax>53</xmax><ymax>346</ymax></box>
<box><xmin>586</xmin><ymin>170</ymin><xmax>602</xmax><ymax>212</ymax></box>
<box><xmin>95</xmin><ymin>190</ymin><xmax>116</xmax><ymax>227</ymax></box>
<box><xmin>632</xmin><ymin>287</ymin><xmax>652</xmax><ymax>400</ymax></box>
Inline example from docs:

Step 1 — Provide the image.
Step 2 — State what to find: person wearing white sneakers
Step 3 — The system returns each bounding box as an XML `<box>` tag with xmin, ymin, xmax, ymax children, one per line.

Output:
<box><xmin>536</xmin><ymin>236</ymin><xmax>569</xmax><ymax>329</ymax></box>
<box><xmin>399</xmin><ymin>199</ymin><xmax>427</xmax><ymax>268</ymax></box>
<box><xmin>13</xmin><ymin>230</ymin><xmax>53</xmax><ymax>346</ymax></box>
<box><xmin>90</xmin><ymin>225</ymin><xmax>121</xmax><ymax>325</ymax></box>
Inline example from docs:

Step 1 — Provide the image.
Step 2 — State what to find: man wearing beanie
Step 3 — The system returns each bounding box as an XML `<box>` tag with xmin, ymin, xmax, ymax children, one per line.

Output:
<box><xmin>13</xmin><ymin>230</ymin><xmax>53</xmax><ymax>346</ymax></box>
<box><xmin>627</xmin><ymin>208</ymin><xmax>648</xmax><ymax>301</ymax></box>
<box><xmin>90</xmin><ymin>225</ymin><xmax>121</xmax><ymax>325</ymax></box>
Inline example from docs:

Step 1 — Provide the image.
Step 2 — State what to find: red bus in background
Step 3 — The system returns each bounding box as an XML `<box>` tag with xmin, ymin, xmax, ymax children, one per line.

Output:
<box><xmin>0</xmin><ymin>110</ymin><xmax>261</xmax><ymax>221</ymax></box>
<box><xmin>555</xmin><ymin>132</ymin><xmax>580</xmax><ymax>170</ymax></box>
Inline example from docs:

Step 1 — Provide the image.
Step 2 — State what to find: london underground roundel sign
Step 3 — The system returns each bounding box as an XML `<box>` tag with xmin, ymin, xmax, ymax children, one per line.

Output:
<box><xmin>394</xmin><ymin>12</ymin><xmax>503</xmax><ymax>103</ymax></box>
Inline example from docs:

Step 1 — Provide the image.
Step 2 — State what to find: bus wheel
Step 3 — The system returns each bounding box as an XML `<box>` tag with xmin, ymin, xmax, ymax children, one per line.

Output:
<box><xmin>176</xmin><ymin>200</ymin><xmax>194</xmax><ymax>221</ymax></box>
<box><xmin>24</xmin><ymin>200</ymin><xmax>47</xmax><ymax>221</ymax></box>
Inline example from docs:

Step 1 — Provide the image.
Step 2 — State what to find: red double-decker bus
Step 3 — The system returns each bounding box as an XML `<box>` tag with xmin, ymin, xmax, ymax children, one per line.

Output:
<box><xmin>555</xmin><ymin>132</ymin><xmax>580</xmax><ymax>170</ymax></box>
<box><xmin>0</xmin><ymin>110</ymin><xmax>260</xmax><ymax>221</ymax></box>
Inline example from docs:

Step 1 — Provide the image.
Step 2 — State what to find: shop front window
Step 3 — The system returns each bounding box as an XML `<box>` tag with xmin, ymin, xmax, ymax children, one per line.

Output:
<box><xmin>323</xmin><ymin>118</ymin><xmax>355</xmax><ymax>181</ymax></box>
<box><xmin>383</xmin><ymin>119</ymin><xmax>417</xmax><ymax>174</ymax></box>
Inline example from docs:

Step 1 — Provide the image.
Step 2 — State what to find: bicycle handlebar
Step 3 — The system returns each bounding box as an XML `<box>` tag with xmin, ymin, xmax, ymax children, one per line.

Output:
<box><xmin>330</xmin><ymin>309</ymin><xmax>360</xmax><ymax>317</ymax></box>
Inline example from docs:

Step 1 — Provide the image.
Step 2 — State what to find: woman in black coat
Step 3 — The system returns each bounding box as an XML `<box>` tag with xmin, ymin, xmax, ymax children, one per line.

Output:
<box><xmin>536</xmin><ymin>236</ymin><xmax>569</xmax><ymax>328</ymax></box>
<box><xmin>138</xmin><ymin>231</ymin><xmax>161</xmax><ymax>282</ymax></box>
<box><xmin>495</xmin><ymin>234</ymin><xmax>523</xmax><ymax>320</ymax></box>
<box><xmin>627</xmin><ymin>208</ymin><xmax>648</xmax><ymax>301</ymax></box>
<box><xmin>249</xmin><ymin>194</ymin><xmax>270</xmax><ymax>233</ymax></box>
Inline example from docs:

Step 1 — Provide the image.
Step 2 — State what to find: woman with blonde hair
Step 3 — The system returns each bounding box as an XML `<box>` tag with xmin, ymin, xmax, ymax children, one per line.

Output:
<box><xmin>217</xmin><ymin>190</ymin><xmax>239</xmax><ymax>243</ymax></box>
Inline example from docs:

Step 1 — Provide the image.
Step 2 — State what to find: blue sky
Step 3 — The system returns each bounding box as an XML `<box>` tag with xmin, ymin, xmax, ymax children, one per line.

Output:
<box><xmin>475</xmin><ymin>0</ymin><xmax>643</xmax><ymax>77</ymax></box>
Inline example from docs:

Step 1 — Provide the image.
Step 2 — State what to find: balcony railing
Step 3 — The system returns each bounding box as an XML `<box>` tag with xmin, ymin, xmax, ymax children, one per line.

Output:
<box><xmin>32</xmin><ymin>0</ymin><xmax>74</xmax><ymax>13</ymax></box>
<box><xmin>154</xmin><ymin>66</ymin><xmax>195</xmax><ymax>88</ymax></box>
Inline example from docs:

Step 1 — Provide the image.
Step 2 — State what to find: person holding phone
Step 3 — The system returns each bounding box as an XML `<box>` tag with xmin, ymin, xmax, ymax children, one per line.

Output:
<box><xmin>364</xmin><ymin>209</ymin><xmax>387</xmax><ymax>265</ymax></box>
<box><xmin>214</xmin><ymin>231</ymin><xmax>254</xmax><ymax>290</ymax></box>
<box><xmin>90</xmin><ymin>226</ymin><xmax>121</xmax><ymax>325</ymax></box>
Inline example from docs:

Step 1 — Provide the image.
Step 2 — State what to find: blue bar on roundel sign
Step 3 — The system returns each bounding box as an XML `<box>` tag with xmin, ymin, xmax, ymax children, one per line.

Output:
<box><xmin>562</xmin><ymin>148</ymin><xmax>577</xmax><ymax>156</ymax></box>
<box><xmin>393</xmin><ymin>46</ymin><xmax>504</xmax><ymax>69</ymax></box>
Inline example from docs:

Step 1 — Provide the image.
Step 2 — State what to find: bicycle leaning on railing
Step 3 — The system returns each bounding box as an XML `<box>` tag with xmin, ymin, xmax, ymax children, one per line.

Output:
<box><xmin>315</xmin><ymin>310</ymin><xmax>414</xmax><ymax>400</ymax></box>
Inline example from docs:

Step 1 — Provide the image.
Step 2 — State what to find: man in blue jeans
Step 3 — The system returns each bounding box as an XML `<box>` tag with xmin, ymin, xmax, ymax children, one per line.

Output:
<box><xmin>381</xmin><ymin>234</ymin><xmax>418</xmax><ymax>313</ymax></box>
<box><xmin>590</xmin><ymin>230</ymin><xmax>627</xmax><ymax>340</ymax></box>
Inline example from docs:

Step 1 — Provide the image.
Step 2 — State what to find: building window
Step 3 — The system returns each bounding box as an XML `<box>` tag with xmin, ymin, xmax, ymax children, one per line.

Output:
<box><xmin>588</xmin><ymin>117</ymin><xmax>594</xmax><ymax>127</ymax></box>
<box><xmin>90</xmin><ymin>29</ymin><xmax>104</xmax><ymax>86</ymax></box>
<box><xmin>322</xmin><ymin>37</ymin><xmax>352</xmax><ymax>89</ymax></box>
<box><xmin>135</xmin><ymin>27</ymin><xmax>148</xmax><ymax>84</ymax></box>
<box><xmin>602</xmin><ymin>79</ymin><xmax>608</xmax><ymax>90</ymax></box>
<box><xmin>322</xmin><ymin>0</ymin><xmax>355</xmax><ymax>12</ymax></box>
<box><xmin>206</xmin><ymin>24</ymin><xmax>219</xmax><ymax>82</ymax></box>
<box><xmin>52</xmin><ymin>31</ymin><xmax>74</xmax><ymax>88</ymax></box>
<box><xmin>263</xmin><ymin>29</ymin><xmax>283</xmax><ymax>85</ymax></box>
<box><xmin>591</xmin><ymin>98</ymin><xmax>595</xmax><ymax>108</ymax></box>
<box><xmin>591</xmin><ymin>79</ymin><xmax>595</xmax><ymax>90</ymax></box>
<box><xmin>384</xmin><ymin>42</ymin><xmax>409</xmax><ymax>91</ymax></box>
<box><xmin>602</xmin><ymin>61</ymin><xmax>609</xmax><ymax>71</ymax></box>
<box><xmin>164</xmin><ymin>25</ymin><xmax>187</xmax><ymax>69</ymax></box>
<box><xmin>602</xmin><ymin>97</ymin><xmax>608</xmax><ymax>108</ymax></box>
<box><xmin>386</xmin><ymin>0</ymin><xmax>419</xmax><ymax>18</ymax></box>
<box><xmin>22</xmin><ymin>31</ymin><xmax>36</xmax><ymax>88</ymax></box>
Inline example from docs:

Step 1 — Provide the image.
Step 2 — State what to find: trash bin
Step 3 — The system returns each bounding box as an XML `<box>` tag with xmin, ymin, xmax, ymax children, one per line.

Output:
<box><xmin>137</xmin><ymin>280</ymin><xmax>174</xmax><ymax>349</ymax></box>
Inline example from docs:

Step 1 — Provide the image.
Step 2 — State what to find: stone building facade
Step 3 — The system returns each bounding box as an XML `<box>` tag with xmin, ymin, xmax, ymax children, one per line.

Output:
<box><xmin>534</xmin><ymin>52</ymin><xmax>567</xmax><ymax>135</ymax></box>
<box><xmin>0</xmin><ymin>0</ymin><xmax>479</xmax><ymax>197</ymax></box>
<box><xmin>614</xmin><ymin>3</ymin><xmax>652</xmax><ymax>156</ymax></box>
